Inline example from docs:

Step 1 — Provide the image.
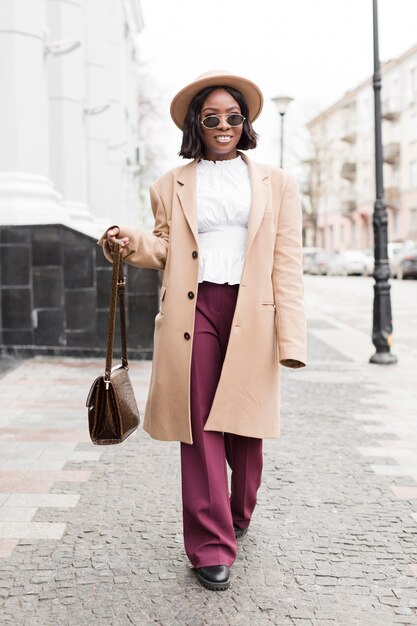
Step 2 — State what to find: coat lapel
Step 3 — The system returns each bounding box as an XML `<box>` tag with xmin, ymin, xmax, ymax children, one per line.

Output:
<box><xmin>177</xmin><ymin>160</ymin><xmax>198</xmax><ymax>244</ymax></box>
<box><xmin>239</xmin><ymin>152</ymin><xmax>270</xmax><ymax>253</ymax></box>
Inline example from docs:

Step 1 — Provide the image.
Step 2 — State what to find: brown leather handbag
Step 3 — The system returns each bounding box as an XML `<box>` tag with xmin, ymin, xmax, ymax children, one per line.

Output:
<box><xmin>86</xmin><ymin>242</ymin><xmax>139</xmax><ymax>444</ymax></box>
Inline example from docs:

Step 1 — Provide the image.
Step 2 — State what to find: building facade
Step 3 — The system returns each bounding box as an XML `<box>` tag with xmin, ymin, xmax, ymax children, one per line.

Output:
<box><xmin>0</xmin><ymin>0</ymin><xmax>145</xmax><ymax>236</ymax></box>
<box><xmin>0</xmin><ymin>1</ymin><xmax>161</xmax><ymax>358</ymax></box>
<box><xmin>305</xmin><ymin>43</ymin><xmax>417</xmax><ymax>254</ymax></box>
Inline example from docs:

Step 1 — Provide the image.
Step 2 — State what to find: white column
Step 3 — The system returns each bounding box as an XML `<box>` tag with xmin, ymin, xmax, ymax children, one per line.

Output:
<box><xmin>124</xmin><ymin>1</ymin><xmax>145</xmax><ymax>227</ymax></box>
<box><xmin>83</xmin><ymin>0</ymin><xmax>144</xmax><ymax>232</ymax></box>
<box><xmin>0</xmin><ymin>0</ymin><xmax>67</xmax><ymax>224</ymax></box>
<box><xmin>46</xmin><ymin>0</ymin><xmax>92</xmax><ymax>225</ymax></box>
<box><xmin>106</xmin><ymin>0</ymin><xmax>128</xmax><ymax>227</ymax></box>
<box><xmin>84</xmin><ymin>0</ymin><xmax>112</xmax><ymax>229</ymax></box>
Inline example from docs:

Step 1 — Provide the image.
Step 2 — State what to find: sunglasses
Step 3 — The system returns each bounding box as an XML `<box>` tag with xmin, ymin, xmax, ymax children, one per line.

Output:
<box><xmin>200</xmin><ymin>113</ymin><xmax>246</xmax><ymax>129</ymax></box>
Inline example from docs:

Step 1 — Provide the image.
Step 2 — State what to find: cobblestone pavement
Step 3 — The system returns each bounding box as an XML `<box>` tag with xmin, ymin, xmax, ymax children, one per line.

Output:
<box><xmin>0</xmin><ymin>320</ymin><xmax>416</xmax><ymax>624</ymax></box>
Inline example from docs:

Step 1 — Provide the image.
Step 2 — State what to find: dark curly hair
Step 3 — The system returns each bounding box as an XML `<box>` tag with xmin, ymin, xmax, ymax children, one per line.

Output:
<box><xmin>179</xmin><ymin>86</ymin><xmax>259</xmax><ymax>160</ymax></box>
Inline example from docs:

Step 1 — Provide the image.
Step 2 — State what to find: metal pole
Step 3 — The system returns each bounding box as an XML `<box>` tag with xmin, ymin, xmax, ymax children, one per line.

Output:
<box><xmin>370</xmin><ymin>0</ymin><xmax>397</xmax><ymax>364</ymax></box>
<box><xmin>280</xmin><ymin>113</ymin><xmax>284</xmax><ymax>169</ymax></box>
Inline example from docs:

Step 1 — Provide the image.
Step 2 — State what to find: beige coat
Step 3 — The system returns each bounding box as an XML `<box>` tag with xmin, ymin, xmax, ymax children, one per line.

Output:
<box><xmin>99</xmin><ymin>151</ymin><xmax>307</xmax><ymax>444</ymax></box>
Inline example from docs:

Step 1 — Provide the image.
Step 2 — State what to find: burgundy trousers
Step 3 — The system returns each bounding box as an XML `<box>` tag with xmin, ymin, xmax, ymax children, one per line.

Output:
<box><xmin>180</xmin><ymin>281</ymin><xmax>263</xmax><ymax>568</ymax></box>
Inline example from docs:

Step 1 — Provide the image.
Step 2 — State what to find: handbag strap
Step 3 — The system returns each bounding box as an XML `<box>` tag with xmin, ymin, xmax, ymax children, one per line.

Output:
<box><xmin>105</xmin><ymin>242</ymin><xmax>128</xmax><ymax>382</ymax></box>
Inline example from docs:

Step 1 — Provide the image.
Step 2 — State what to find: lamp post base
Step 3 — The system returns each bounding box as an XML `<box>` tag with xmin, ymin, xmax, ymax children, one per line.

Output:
<box><xmin>369</xmin><ymin>350</ymin><xmax>398</xmax><ymax>365</ymax></box>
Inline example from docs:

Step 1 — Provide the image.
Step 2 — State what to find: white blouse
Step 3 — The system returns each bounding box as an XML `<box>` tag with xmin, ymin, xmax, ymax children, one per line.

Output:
<box><xmin>196</xmin><ymin>155</ymin><xmax>251</xmax><ymax>285</ymax></box>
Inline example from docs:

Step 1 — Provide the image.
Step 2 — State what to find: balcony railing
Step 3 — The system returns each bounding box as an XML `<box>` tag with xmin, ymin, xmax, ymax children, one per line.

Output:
<box><xmin>341</xmin><ymin>162</ymin><xmax>356</xmax><ymax>181</ymax></box>
<box><xmin>341</xmin><ymin>128</ymin><xmax>357</xmax><ymax>143</ymax></box>
<box><xmin>385</xmin><ymin>186</ymin><xmax>400</xmax><ymax>208</ymax></box>
<box><xmin>383</xmin><ymin>142</ymin><xmax>400</xmax><ymax>165</ymax></box>
<box><xmin>382</xmin><ymin>97</ymin><xmax>400</xmax><ymax>121</ymax></box>
<box><xmin>341</xmin><ymin>200</ymin><xmax>357</xmax><ymax>217</ymax></box>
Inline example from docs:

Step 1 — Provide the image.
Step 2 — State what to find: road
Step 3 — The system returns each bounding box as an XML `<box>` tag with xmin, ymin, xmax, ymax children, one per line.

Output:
<box><xmin>304</xmin><ymin>274</ymin><xmax>417</xmax><ymax>364</ymax></box>
<box><xmin>0</xmin><ymin>274</ymin><xmax>416</xmax><ymax>625</ymax></box>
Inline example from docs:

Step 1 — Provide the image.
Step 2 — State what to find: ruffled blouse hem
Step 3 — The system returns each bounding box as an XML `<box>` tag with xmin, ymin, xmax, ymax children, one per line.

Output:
<box><xmin>198</xmin><ymin>249</ymin><xmax>245</xmax><ymax>285</ymax></box>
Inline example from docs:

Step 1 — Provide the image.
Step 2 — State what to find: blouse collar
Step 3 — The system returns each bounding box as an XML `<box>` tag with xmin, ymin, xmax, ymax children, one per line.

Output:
<box><xmin>198</xmin><ymin>155</ymin><xmax>245</xmax><ymax>168</ymax></box>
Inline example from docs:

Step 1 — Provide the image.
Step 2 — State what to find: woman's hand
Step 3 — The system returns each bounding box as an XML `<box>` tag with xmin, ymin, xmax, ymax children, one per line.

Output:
<box><xmin>106</xmin><ymin>227</ymin><xmax>130</xmax><ymax>252</ymax></box>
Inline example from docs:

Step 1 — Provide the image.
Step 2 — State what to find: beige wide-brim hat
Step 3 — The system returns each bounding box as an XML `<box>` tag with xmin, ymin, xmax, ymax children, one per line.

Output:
<box><xmin>170</xmin><ymin>69</ymin><xmax>264</xmax><ymax>130</ymax></box>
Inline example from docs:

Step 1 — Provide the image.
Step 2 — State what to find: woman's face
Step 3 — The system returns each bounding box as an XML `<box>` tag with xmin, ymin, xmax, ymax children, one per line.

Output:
<box><xmin>200</xmin><ymin>88</ymin><xmax>243</xmax><ymax>161</ymax></box>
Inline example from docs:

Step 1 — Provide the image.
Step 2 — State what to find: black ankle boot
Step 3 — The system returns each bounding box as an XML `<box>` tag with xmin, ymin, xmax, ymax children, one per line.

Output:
<box><xmin>234</xmin><ymin>525</ymin><xmax>248</xmax><ymax>539</ymax></box>
<box><xmin>195</xmin><ymin>565</ymin><xmax>230</xmax><ymax>591</ymax></box>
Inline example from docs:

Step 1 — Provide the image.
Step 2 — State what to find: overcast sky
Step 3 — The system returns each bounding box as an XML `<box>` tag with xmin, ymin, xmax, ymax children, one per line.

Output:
<box><xmin>137</xmin><ymin>0</ymin><xmax>417</xmax><ymax>174</ymax></box>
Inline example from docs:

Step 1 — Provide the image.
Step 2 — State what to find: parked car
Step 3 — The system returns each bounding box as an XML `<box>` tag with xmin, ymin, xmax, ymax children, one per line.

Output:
<box><xmin>361</xmin><ymin>242</ymin><xmax>415</xmax><ymax>278</ymax></box>
<box><xmin>327</xmin><ymin>250</ymin><xmax>368</xmax><ymax>276</ymax></box>
<box><xmin>396</xmin><ymin>245</ymin><xmax>417</xmax><ymax>279</ymax></box>
<box><xmin>363</xmin><ymin>248</ymin><xmax>374</xmax><ymax>276</ymax></box>
<box><xmin>309</xmin><ymin>251</ymin><xmax>330</xmax><ymax>275</ymax></box>
<box><xmin>390</xmin><ymin>240</ymin><xmax>416</xmax><ymax>278</ymax></box>
<box><xmin>302</xmin><ymin>247</ymin><xmax>324</xmax><ymax>274</ymax></box>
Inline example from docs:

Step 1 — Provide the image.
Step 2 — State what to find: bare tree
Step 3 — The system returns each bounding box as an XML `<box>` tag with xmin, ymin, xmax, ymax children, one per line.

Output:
<box><xmin>302</xmin><ymin>132</ymin><xmax>328</xmax><ymax>247</ymax></box>
<box><xmin>137</xmin><ymin>67</ymin><xmax>165</xmax><ymax>186</ymax></box>
<box><xmin>284</xmin><ymin>124</ymin><xmax>326</xmax><ymax>248</ymax></box>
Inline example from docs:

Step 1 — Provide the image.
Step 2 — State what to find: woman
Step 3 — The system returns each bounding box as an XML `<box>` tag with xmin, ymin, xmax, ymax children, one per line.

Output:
<box><xmin>100</xmin><ymin>70</ymin><xmax>307</xmax><ymax>591</ymax></box>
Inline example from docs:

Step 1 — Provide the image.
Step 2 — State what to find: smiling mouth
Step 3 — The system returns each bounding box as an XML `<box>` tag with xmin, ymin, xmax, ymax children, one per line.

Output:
<box><xmin>215</xmin><ymin>136</ymin><xmax>233</xmax><ymax>143</ymax></box>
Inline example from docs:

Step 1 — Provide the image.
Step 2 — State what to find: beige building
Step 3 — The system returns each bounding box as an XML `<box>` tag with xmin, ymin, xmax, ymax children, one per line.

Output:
<box><xmin>306</xmin><ymin>43</ymin><xmax>417</xmax><ymax>254</ymax></box>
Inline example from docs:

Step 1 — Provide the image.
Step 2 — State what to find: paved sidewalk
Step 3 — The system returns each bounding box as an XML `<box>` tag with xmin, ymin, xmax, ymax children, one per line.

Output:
<box><xmin>0</xmin><ymin>322</ymin><xmax>416</xmax><ymax>624</ymax></box>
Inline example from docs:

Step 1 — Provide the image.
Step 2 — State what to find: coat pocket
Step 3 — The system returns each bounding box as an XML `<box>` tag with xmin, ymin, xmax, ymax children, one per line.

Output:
<box><xmin>159</xmin><ymin>283</ymin><xmax>167</xmax><ymax>314</ymax></box>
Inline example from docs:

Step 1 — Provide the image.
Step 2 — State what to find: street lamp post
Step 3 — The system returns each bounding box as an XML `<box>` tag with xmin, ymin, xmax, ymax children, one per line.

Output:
<box><xmin>272</xmin><ymin>95</ymin><xmax>293</xmax><ymax>168</ymax></box>
<box><xmin>370</xmin><ymin>0</ymin><xmax>397</xmax><ymax>364</ymax></box>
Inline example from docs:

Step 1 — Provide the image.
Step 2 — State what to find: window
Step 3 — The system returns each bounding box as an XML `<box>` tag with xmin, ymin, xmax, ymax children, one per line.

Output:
<box><xmin>351</xmin><ymin>221</ymin><xmax>356</xmax><ymax>246</ymax></box>
<box><xmin>410</xmin><ymin>113</ymin><xmax>417</xmax><ymax>143</ymax></box>
<box><xmin>328</xmin><ymin>224</ymin><xmax>334</xmax><ymax>253</ymax></box>
<box><xmin>382</xmin><ymin>77</ymin><xmax>400</xmax><ymax>119</ymax></box>
<box><xmin>392</xmin><ymin>210</ymin><xmax>399</xmax><ymax>236</ymax></box>
<box><xmin>407</xmin><ymin>66</ymin><xmax>417</xmax><ymax>104</ymax></box>
<box><xmin>391</xmin><ymin>77</ymin><xmax>399</xmax><ymax>98</ymax></box>
<box><xmin>410</xmin><ymin>160</ymin><xmax>417</xmax><ymax>188</ymax></box>
<box><xmin>409</xmin><ymin>208</ymin><xmax>417</xmax><ymax>238</ymax></box>
<box><xmin>358</xmin><ymin>95</ymin><xmax>371</xmax><ymax>131</ymax></box>
<box><xmin>390</xmin><ymin>120</ymin><xmax>401</xmax><ymax>143</ymax></box>
<box><xmin>363</xmin><ymin>161</ymin><xmax>372</xmax><ymax>200</ymax></box>
<box><xmin>364</xmin><ymin>137</ymin><xmax>372</xmax><ymax>159</ymax></box>
<box><xmin>363</xmin><ymin>177</ymin><xmax>371</xmax><ymax>200</ymax></box>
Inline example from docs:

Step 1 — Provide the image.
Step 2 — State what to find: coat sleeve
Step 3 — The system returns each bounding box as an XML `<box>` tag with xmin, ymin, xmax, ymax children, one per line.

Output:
<box><xmin>273</xmin><ymin>174</ymin><xmax>307</xmax><ymax>368</ymax></box>
<box><xmin>97</xmin><ymin>183</ymin><xmax>169</xmax><ymax>270</ymax></box>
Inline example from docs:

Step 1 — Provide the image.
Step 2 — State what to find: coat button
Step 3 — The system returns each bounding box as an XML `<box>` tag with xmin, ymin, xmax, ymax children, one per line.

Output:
<box><xmin>184</xmin><ymin>332</ymin><xmax>191</xmax><ymax>340</ymax></box>
<box><xmin>187</xmin><ymin>291</ymin><xmax>194</xmax><ymax>299</ymax></box>
<box><xmin>192</xmin><ymin>251</ymin><xmax>198</xmax><ymax>259</ymax></box>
